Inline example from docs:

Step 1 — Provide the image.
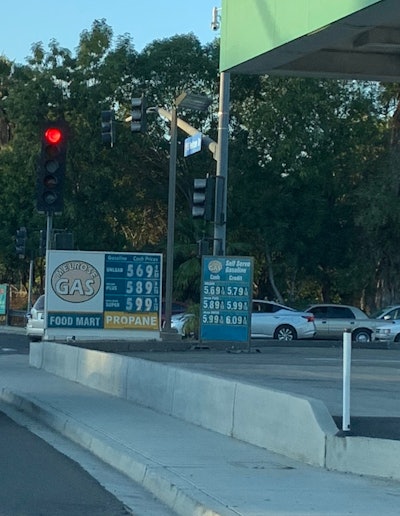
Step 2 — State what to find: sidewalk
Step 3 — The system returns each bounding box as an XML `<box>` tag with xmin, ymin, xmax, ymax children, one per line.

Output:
<box><xmin>1</xmin><ymin>353</ymin><xmax>400</xmax><ymax>516</ymax></box>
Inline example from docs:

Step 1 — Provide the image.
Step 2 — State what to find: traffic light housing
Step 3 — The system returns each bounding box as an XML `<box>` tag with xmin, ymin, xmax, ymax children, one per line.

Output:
<box><xmin>15</xmin><ymin>227</ymin><xmax>27</xmax><ymax>258</ymax></box>
<box><xmin>131</xmin><ymin>96</ymin><xmax>147</xmax><ymax>133</ymax></box>
<box><xmin>192</xmin><ymin>177</ymin><xmax>215</xmax><ymax>221</ymax></box>
<box><xmin>101</xmin><ymin>110</ymin><xmax>115</xmax><ymax>146</ymax></box>
<box><xmin>36</xmin><ymin>121</ymin><xmax>68</xmax><ymax>214</ymax></box>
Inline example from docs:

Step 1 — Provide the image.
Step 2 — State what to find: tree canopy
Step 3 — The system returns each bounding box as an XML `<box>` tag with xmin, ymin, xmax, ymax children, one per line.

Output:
<box><xmin>1</xmin><ymin>19</ymin><xmax>399</xmax><ymax>312</ymax></box>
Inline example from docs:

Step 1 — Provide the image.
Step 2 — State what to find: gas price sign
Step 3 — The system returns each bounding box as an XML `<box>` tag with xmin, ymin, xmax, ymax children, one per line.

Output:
<box><xmin>103</xmin><ymin>253</ymin><xmax>161</xmax><ymax>329</ymax></box>
<box><xmin>200</xmin><ymin>256</ymin><xmax>253</xmax><ymax>342</ymax></box>
<box><xmin>45</xmin><ymin>250</ymin><xmax>162</xmax><ymax>341</ymax></box>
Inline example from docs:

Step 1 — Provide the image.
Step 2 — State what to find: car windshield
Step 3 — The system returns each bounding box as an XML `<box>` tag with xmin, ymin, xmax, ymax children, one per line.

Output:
<box><xmin>34</xmin><ymin>295</ymin><xmax>45</xmax><ymax>310</ymax></box>
<box><xmin>371</xmin><ymin>309</ymin><xmax>387</xmax><ymax>318</ymax></box>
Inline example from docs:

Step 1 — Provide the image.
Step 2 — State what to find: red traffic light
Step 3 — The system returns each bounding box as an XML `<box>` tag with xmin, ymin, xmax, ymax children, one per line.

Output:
<box><xmin>37</xmin><ymin>120</ymin><xmax>68</xmax><ymax>214</ymax></box>
<box><xmin>44</xmin><ymin>127</ymin><xmax>62</xmax><ymax>145</ymax></box>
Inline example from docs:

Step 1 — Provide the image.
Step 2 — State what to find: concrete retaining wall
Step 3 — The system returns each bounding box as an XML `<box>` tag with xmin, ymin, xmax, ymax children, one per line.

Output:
<box><xmin>29</xmin><ymin>341</ymin><xmax>400</xmax><ymax>480</ymax></box>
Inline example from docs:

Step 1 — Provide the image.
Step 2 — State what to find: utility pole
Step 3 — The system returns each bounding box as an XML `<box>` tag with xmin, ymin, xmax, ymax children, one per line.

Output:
<box><xmin>213</xmin><ymin>71</ymin><xmax>231</xmax><ymax>256</ymax></box>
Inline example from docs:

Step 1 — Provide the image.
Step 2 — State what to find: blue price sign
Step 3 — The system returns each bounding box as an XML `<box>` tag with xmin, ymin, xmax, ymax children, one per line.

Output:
<box><xmin>200</xmin><ymin>256</ymin><xmax>253</xmax><ymax>342</ymax></box>
<box><xmin>104</xmin><ymin>253</ymin><xmax>161</xmax><ymax>329</ymax></box>
<box><xmin>104</xmin><ymin>253</ymin><xmax>161</xmax><ymax>312</ymax></box>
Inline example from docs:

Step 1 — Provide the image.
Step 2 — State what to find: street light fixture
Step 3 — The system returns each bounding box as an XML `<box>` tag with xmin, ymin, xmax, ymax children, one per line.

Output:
<box><xmin>162</xmin><ymin>92</ymin><xmax>212</xmax><ymax>337</ymax></box>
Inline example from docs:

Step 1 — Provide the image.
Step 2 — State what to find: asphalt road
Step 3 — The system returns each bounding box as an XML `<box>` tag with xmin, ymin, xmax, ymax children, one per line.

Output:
<box><xmin>0</xmin><ymin>410</ymin><xmax>131</xmax><ymax>516</ymax></box>
<box><xmin>0</xmin><ymin>332</ymin><xmax>29</xmax><ymax>354</ymax></box>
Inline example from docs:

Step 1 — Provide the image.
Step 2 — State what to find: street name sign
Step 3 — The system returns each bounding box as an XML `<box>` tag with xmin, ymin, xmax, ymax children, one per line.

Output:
<box><xmin>184</xmin><ymin>132</ymin><xmax>202</xmax><ymax>157</ymax></box>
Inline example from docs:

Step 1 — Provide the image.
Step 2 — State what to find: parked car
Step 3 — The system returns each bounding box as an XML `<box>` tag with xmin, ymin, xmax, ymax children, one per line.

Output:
<box><xmin>161</xmin><ymin>300</ymin><xmax>188</xmax><ymax>326</ymax></box>
<box><xmin>26</xmin><ymin>294</ymin><xmax>45</xmax><ymax>341</ymax></box>
<box><xmin>371</xmin><ymin>305</ymin><xmax>400</xmax><ymax>321</ymax></box>
<box><xmin>251</xmin><ymin>300</ymin><xmax>315</xmax><ymax>340</ymax></box>
<box><xmin>170</xmin><ymin>312</ymin><xmax>197</xmax><ymax>338</ymax></box>
<box><xmin>305</xmin><ymin>303</ymin><xmax>383</xmax><ymax>342</ymax></box>
<box><xmin>374</xmin><ymin>320</ymin><xmax>400</xmax><ymax>344</ymax></box>
<box><xmin>171</xmin><ymin>300</ymin><xmax>316</xmax><ymax>341</ymax></box>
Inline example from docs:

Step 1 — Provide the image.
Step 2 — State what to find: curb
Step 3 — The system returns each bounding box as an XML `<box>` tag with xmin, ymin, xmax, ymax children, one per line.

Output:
<box><xmin>0</xmin><ymin>388</ymin><xmax>234</xmax><ymax>516</ymax></box>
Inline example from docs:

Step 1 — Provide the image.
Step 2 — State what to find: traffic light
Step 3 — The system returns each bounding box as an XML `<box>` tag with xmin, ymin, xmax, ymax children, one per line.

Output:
<box><xmin>101</xmin><ymin>110</ymin><xmax>115</xmax><ymax>146</ymax></box>
<box><xmin>15</xmin><ymin>227</ymin><xmax>27</xmax><ymax>258</ymax></box>
<box><xmin>192</xmin><ymin>177</ymin><xmax>215</xmax><ymax>221</ymax></box>
<box><xmin>131</xmin><ymin>96</ymin><xmax>147</xmax><ymax>133</ymax></box>
<box><xmin>36</xmin><ymin>121</ymin><xmax>68</xmax><ymax>214</ymax></box>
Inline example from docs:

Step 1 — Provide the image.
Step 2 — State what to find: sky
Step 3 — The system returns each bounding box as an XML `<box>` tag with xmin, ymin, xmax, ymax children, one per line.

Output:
<box><xmin>1</xmin><ymin>1</ymin><xmax>221</xmax><ymax>64</ymax></box>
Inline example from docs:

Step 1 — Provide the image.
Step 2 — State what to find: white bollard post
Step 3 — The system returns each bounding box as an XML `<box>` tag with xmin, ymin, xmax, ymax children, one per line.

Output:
<box><xmin>342</xmin><ymin>329</ymin><xmax>352</xmax><ymax>434</ymax></box>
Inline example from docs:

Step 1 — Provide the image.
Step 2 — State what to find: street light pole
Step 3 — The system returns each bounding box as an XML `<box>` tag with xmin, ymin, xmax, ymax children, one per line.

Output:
<box><xmin>162</xmin><ymin>92</ymin><xmax>212</xmax><ymax>338</ymax></box>
<box><xmin>164</xmin><ymin>104</ymin><xmax>178</xmax><ymax>333</ymax></box>
<box><xmin>213</xmin><ymin>71</ymin><xmax>231</xmax><ymax>256</ymax></box>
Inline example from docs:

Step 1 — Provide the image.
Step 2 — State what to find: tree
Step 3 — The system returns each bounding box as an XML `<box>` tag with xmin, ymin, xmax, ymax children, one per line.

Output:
<box><xmin>1</xmin><ymin>21</ymin><xmax>399</xmax><ymax>312</ymax></box>
<box><xmin>228</xmin><ymin>77</ymin><xmax>384</xmax><ymax>307</ymax></box>
<box><xmin>0</xmin><ymin>24</ymin><xmax>219</xmax><ymax>302</ymax></box>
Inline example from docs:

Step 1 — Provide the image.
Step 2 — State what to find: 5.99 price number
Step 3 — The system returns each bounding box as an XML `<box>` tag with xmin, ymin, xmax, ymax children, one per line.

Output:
<box><xmin>125</xmin><ymin>297</ymin><xmax>155</xmax><ymax>312</ymax></box>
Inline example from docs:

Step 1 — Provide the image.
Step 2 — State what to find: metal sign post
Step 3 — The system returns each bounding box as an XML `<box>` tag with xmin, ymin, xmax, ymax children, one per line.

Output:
<box><xmin>339</xmin><ymin>329</ymin><xmax>352</xmax><ymax>436</ymax></box>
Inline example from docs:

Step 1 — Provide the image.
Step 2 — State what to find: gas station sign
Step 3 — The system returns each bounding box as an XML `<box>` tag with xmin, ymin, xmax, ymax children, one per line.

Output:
<box><xmin>200</xmin><ymin>256</ymin><xmax>253</xmax><ymax>342</ymax></box>
<box><xmin>45</xmin><ymin>250</ymin><xmax>162</xmax><ymax>341</ymax></box>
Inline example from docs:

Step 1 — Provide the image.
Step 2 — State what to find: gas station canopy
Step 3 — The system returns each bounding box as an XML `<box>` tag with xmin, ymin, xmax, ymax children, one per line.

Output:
<box><xmin>220</xmin><ymin>0</ymin><xmax>400</xmax><ymax>82</ymax></box>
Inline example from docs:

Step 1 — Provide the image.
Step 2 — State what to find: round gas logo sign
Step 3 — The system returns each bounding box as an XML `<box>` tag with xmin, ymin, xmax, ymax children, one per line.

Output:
<box><xmin>51</xmin><ymin>260</ymin><xmax>101</xmax><ymax>303</ymax></box>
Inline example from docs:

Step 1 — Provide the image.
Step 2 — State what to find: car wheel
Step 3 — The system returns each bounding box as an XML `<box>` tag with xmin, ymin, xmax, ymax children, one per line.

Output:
<box><xmin>394</xmin><ymin>334</ymin><xmax>400</xmax><ymax>343</ymax></box>
<box><xmin>274</xmin><ymin>325</ymin><xmax>297</xmax><ymax>341</ymax></box>
<box><xmin>352</xmin><ymin>329</ymin><xmax>371</xmax><ymax>343</ymax></box>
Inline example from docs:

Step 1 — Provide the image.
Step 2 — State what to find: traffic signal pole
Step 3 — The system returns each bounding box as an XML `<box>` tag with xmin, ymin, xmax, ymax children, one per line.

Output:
<box><xmin>163</xmin><ymin>105</ymin><xmax>178</xmax><ymax>333</ymax></box>
<box><xmin>158</xmin><ymin>84</ymin><xmax>230</xmax><ymax>257</ymax></box>
<box><xmin>46</xmin><ymin>213</ymin><xmax>53</xmax><ymax>251</ymax></box>
<box><xmin>213</xmin><ymin>71</ymin><xmax>230</xmax><ymax>256</ymax></box>
<box><xmin>27</xmin><ymin>258</ymin><xmax>34</xmax><ymax>312</ymax></box>
<box><xmin>130</xmin><ymin>100</ymin><xmax>229</xmax><ymax>256</ymax></box>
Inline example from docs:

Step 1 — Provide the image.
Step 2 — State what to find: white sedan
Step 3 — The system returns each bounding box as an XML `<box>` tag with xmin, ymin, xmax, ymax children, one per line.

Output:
<box><xmin>374</xmin><ymin>320</ymin><xmax>400</xmax><ymax>344</ymax></box>
<box><xmin>26</xmin><ymin>294</ymin><xmax>45</xmax><ymax>341</ymax></box>
<box><xmin>172</xmin><ymin>300</ymin><xmax>316</xmax><ymax>341</ymax></box>
<box><xmin>251</xmin><ymin>300</ymin><xmax>316</xmax><ymax>340</ymax></box>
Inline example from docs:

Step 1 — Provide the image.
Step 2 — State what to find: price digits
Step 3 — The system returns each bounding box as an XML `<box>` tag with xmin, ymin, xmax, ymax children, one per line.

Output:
<box><xmin>125</xmin><ymin>297</ymin><xmax>154</xmax><ymax>312</ymax></box>
<box><xmin>126</xmin><ymin>263</ymin><xmax>158</xmax><ymax>278</ymax></box>
<box><xmin>202</xmin><ymin>314</ymin><xmax>248</xmax><ymax>325</ymax></box>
